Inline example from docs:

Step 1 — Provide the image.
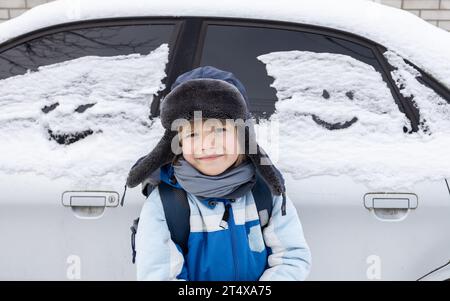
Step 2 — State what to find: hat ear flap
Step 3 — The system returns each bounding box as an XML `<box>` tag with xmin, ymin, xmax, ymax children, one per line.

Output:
<box><xmin>246</xmin><ymin>147</ymin><xmax>285</xmax><ymax>196</ymax></box>
<box><xmin>126</xmin><ymin>130</ymin><xmax>178</xmax><ymax>188</ymax></box>
<box><xmin>242</xmin><ymin>126</ymin><xmax>285</xmax><ymax>196</ymax></box>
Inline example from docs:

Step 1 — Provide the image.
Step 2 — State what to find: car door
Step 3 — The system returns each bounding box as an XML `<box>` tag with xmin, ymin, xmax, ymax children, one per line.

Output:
<box><xmin>192</xmin><ymin>19</ymin><xmax>450</xmax><ymax>280</ymax></box>
<box><xmin>0</xmin><ymin>18</ymin><xmax>182</xmax><ymax>280</ymax></box>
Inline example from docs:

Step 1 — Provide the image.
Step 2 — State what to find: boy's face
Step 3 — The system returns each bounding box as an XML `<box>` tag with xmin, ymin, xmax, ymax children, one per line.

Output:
<box><xmin>179</xmin><ymin>119</ymin><xmax>240</xmax><ymax>176</ymax></box>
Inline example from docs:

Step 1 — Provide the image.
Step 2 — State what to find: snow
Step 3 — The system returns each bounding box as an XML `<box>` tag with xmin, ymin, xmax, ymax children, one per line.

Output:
<box><xmin>0</xmin><ymin>43</ymin><xmax>448</xmax><ymax>191</ymax></box>
<box><xmin>255</xmin><ymin>50</ymin><xmax>450</xmax><ymax>190</ymax></box>
<box><xmin>0</xmin><ymin>0</ymin><xmax>449</xmax><ymax>90</ymax></box>
<box><xmin>0</xmin><ymin>44</ymin><xmax>168</xmax><ymax>188</ymax></box>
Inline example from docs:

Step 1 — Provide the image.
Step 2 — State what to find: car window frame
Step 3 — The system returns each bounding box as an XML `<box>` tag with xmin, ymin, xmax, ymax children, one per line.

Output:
<box><xmin>402</xmin><ymin>56</ymin><xmax>450</xmax><ymax>104</ymax></box>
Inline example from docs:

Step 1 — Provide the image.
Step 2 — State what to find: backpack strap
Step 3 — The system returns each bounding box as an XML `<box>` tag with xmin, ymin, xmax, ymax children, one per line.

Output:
<box><xmin>130</xmin><ymin>217</ymin><xmax>140</xmax><ymax>264</ymax></box>
<box><xmin>251</xmin><ymin>172</ymin><xmax>273</xmax><ymax>228</ymax></box>
<box><xmin>130</xmin><ymin>181</ymin><xmax>190</xmax><ymax>264</ymax></box>
<box><xmin>158</xmin><ymin>181</ymin><xmax>191</xmax><ymax>255</ymax></box>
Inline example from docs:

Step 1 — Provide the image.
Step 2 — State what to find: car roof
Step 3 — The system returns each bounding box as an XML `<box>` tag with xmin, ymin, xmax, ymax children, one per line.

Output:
<box><xmin>0</xmin><ymin>0</ymin><xmax>449</xmax><ymax>89</ymax></box>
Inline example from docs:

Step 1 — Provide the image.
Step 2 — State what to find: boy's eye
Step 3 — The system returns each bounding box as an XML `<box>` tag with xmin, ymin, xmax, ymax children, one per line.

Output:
<box><xmin>185</xmin><ymin>132</ymin><xmax>198</xmax><ymax>139</ymax></box>
<box><xmin>215</xmin><ymin>127</ymin><xmax>226</xmax><ymax>133</ymax></box>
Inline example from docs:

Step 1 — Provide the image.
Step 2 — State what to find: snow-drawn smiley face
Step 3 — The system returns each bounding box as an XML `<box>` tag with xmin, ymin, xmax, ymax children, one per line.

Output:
<box><xmin>257</xmin><ymin>50</ymin><xmax>410</xmax><ymax>134</ymax></box>
<box><xmin>26</xmin><ymin>44</ymin><xmax>170</xmax><ymax>146</ymax></box>
<box><xmin>302</xmin><ymin>88</ymin><xmax>359</xmax><ymax>130</ymax></box>
<box><xmin>41</xmin><ymin>101</ymin><xmax>99</xmax><ymax>145</ymax></box>
<box><xmin>0</xmin><ymin>44</ymin><xmax>170</xmax><ymax>188</ymax></box>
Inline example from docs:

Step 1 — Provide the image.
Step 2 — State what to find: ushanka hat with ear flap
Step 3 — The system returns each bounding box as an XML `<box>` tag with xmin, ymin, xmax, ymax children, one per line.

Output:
<box><xmin>124</xmin><ymin>66</ymin><xmax>287</xmax><ymax>214</ymax></box>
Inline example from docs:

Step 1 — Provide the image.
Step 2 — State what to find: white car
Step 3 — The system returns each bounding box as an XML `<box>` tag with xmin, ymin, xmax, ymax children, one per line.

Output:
<box><xmin>0</xmin><ymin>0</ymin><xmax>449</xmax><ymax>280</ymax></box>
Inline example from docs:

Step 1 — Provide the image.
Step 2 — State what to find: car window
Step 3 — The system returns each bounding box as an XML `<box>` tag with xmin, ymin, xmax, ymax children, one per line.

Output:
<box><xmin>199</xmin><ymin>24</ymin><xmax>404</xmax><ymax>129</ymax></box>
<box><xmin>0</xmin><ymin>24</ymin><xmax>175</xmax><ymax>80</ymax></box>
<box><xmin>198</xmin><ymin>23</ymin><xmax>448</xmax><ymax>197</ymax></box>
<box><xmin>0</xmin><ymin>23</ymin><xmax>174</xmax><ymax>186</ymax></box>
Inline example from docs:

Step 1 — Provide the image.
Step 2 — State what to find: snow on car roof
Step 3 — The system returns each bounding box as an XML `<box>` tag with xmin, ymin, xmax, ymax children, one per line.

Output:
<box><xmin>0</xmin><ymin>0</ymin><xmax>449</xmax><ymax>89</ymax></box>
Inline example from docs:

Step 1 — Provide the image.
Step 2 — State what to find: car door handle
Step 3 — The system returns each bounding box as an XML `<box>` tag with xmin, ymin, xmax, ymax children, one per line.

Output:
<box><xmin>364</xmin><ymin>193</ymin><xmax>418</xmax><ymax>209</ymax></box>
<box><xmin>62</xmin><ymin>191</ymin><xmax>119</xmax><ymax>207</ymax></box>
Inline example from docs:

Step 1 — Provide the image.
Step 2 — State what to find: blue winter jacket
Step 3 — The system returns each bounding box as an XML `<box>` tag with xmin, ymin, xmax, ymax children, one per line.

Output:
<box><xmin>135</xmin><ymin>164</ymin><xmax>312</xmax><ymax>281</ymax></box>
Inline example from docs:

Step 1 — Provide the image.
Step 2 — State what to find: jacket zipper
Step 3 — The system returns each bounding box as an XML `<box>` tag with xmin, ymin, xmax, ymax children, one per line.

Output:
<box><xmin>221</xmin><ymin>200</ymin><xmax>239</xmax><ymax>280</ymax></box>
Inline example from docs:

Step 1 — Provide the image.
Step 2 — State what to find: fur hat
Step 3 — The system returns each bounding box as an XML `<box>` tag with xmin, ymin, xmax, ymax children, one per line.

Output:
<box><xmin>125</xmin><ymin>66</ymin><xmax>286</xmax><ymax>211</ymax></box>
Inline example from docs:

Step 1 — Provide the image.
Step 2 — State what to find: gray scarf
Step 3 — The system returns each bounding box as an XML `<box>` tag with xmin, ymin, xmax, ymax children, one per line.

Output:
<box><xmin>173</xmin><ymin>157</ymin><xmax>256</xmax><ymax>200</ymax></box>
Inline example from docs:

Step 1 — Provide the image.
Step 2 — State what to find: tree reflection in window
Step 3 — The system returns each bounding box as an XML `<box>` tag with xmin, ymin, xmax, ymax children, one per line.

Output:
<box><xmin>0</xmin><ymin>24</ymin><xmax>174</xmax><ymax>80</ymax></box>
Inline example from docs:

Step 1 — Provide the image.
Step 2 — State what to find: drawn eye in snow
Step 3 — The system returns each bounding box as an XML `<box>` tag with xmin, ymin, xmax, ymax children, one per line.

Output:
<box><xmin>258</xmin><ymin>50</ymin><xmax>408</xmax><ymax>132</ymax></box>
<box><xmin>322</xmin><ymin>89</ymin><xmax>330</xmax><ymax>99</ymax></box>
<box><xmin>41</xmin><ymin>102</ymin><xmax>59</xmax><ymax>113</ymax></box>
<box><xmin>74</xmin><ymin>103</ymin><xmax>96</xmax><ymax>113</ymax></box>
<box><xmin>345</xmin><ymin>91</ymin><xmax>354</xmax><ymax>100</ymax></box>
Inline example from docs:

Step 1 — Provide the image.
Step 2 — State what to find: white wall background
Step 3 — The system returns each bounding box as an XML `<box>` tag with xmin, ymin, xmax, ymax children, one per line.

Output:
<box><xmin>372</xmin><ymin>0</ymin><xmax>450</xmax><ymax>30</ymax></box>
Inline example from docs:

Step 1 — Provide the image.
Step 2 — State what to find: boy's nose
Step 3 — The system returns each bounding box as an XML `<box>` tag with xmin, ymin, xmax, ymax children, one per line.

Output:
<box><xmin>202</xmin><ymin>131</ymin><xmax>216</xmax><ymax>149</ymax></box>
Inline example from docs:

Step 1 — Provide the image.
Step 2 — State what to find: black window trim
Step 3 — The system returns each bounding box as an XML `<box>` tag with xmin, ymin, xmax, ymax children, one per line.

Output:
<box><xmin>0</xmin><ymin>17</ymin><xmax>183</xmax><ymax>54</ymax></box>
<box><xmin>376</xmin><ymin>44</ymin><xmax>450</xmax><ymax>126</ymax></box>
<box><xmin>403</xmin><ymin>57</ymin><xmax>450</xmax><ymax>103</ymax></box>
<box><xmin>193</xmin><ymin>17</ymin><xmax>422</xmax><ymax>132</ymax></box>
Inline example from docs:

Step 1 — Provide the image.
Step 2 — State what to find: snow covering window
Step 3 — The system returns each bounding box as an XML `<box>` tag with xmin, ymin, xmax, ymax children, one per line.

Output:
<box><xmin>0</xmin><ymin>24</ymin><xmax>175</xmax><ymax>80</ymax></box>
<box><xmin>200</xmin><ymin>24</ymin><xmax>399</xmax><ymax>120</ymax></box>
<box><xmin>250</xmin><ymin>49</ymin><xmax>450</xmax><ymax>190</ymax></box>
<box><xmin>0</xmin><ymin>23</ymin><xmax>174</xmax><ymax>145</ymax></box>
<box><xmin>0</xmin><ymin>42</ymin><xmax>170</xmax><ymax>187</ymax></box>
<box><xmin>258</xmin><ymin>50</ymin><xmax>410</xmax><ymax>134</ymax></box>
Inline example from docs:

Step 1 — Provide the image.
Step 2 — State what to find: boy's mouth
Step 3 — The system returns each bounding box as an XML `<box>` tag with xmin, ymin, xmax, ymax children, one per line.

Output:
<box><xmin>196</xmin><ymin>154</ymin><xmax>224</xmax><ymax>161</ymax></box>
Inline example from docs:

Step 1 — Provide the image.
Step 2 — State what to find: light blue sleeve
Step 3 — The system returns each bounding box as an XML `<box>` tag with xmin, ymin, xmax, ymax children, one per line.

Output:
<box><xmin>259</xmin><ymin>193</ymin><xmax>312</xmax><ymax>281</ymax></box>
<box><xmin>135</xmin><ymin>187</ymin><xmax>187</xmax><ymax>281</ymax></box>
